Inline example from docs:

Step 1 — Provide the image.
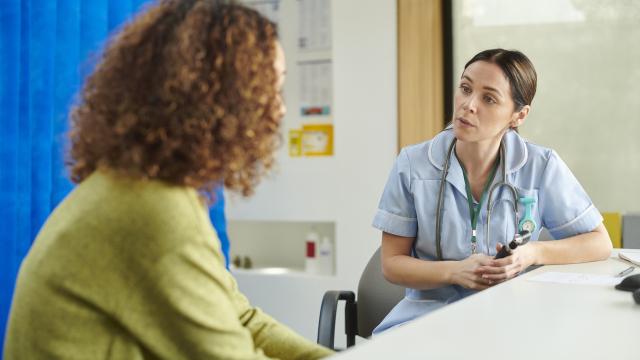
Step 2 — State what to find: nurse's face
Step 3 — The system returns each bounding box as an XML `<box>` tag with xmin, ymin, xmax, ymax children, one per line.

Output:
<box><xmin>452</xmin><ymin>61</ymin><xmax>528</xmax><ymax>143</ymax></box>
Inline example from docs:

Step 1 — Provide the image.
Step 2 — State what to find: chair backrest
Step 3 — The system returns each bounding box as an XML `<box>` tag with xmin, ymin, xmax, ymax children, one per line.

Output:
<box><xmin>356</xmin><ymin>247</ymin><xmax>405</xmax><ymax>338</ymax></box>
<box><xmin>537</xmin><ymin>227</ymin><xmax>554</xmax><ymax>241</ymax></box>
<box><xmin>623</xmin><ymin>214</ymin><xmax>640</xmax><ymax>249</ymax></box>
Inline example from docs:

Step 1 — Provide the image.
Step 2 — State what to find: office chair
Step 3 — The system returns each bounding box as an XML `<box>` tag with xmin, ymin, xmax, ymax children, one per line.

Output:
<box><xmin>622</xmin><ymin>214</ymin><xmax>640</xmax><ymax>248</ymax></box>
<box><xmin>317</xmin><ymin>247</ymin><xmax>405</xmax><ymax>350</ymax></box>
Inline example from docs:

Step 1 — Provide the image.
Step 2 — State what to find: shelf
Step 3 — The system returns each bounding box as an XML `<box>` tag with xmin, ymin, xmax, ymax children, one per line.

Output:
<box><xmin>230</xmin><ymin>266</ymin><xmax>336</xmax><ymax>280</ymax></box>
<box><xmin>227</xmin><ymin>220</ymin><xmax>335</xmax><ymax>275</ymax></box>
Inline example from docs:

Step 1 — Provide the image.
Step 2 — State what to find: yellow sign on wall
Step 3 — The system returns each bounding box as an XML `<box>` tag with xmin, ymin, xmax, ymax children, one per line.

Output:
<box><xmin>288</xmin><ymin>124</ymin><xmax>333</xmax><ymax>157</ymax></box>
<box><xmin>288</xmin><ymin>129</ymin><xmax>302</xmax><ymax>157</ymax></box>
<box><xmin>301</xmin><ymin>124</ymin><xmax>333</xmax><ymax>156</ymax></box>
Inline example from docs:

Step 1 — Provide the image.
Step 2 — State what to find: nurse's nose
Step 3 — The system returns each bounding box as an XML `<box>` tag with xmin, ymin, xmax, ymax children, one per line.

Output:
<box><xmin>462</xmin><ymin>95</ymin><xmax>478</xmax><ymax>114</ymax></box>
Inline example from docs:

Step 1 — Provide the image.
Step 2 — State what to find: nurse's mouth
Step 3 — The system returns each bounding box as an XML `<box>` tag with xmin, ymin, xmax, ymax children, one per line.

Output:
<box><xmin>456</xmin><ymin>117</ymin><xmax>475</xmax><ymax>127</ymax></box>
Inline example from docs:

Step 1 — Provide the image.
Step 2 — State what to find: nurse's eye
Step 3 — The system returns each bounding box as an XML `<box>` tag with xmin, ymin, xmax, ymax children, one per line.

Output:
<box><xmin>484</xmin><ymin>95</ymin><xmax>497</xmax><ymax>104</ymax></box>
<box><xmin>459</xmin><ymin>84</ymin><xmax>472</xmax><ymax>94</ymax></box>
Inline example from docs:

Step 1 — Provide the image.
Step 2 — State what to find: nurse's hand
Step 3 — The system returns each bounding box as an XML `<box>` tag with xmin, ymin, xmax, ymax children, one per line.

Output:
<box><xmin>477</xmin><ymin>243</ymin><xmax>537</xmax><ymax>282</ymax></box>
<box><xmin>451</xmin><ymin>254</ymin><xmax>496</xmax><ymax>290</ymax></box>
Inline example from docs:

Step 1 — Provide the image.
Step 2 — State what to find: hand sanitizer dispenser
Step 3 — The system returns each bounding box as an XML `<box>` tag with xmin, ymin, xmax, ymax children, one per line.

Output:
<box><xmin>305</xmin><ymin>229</ymin><xmax>319</xmax><ymax>274</ymax></box>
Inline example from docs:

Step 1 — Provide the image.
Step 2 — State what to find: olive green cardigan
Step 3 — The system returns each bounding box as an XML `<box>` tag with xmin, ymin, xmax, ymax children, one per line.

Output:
<box><xmin>4</xmin><ymin>171</ymin><xmax>332</xmax><ymax>359</ymax></box>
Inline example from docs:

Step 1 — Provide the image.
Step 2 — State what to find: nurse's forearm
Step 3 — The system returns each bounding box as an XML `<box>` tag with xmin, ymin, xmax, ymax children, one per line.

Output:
<box><xmin>529</xmin><ymin>223</ymin><xmax>612</xmax><ymax>265</ymax></box>
<box><xmin>382</xmin><ymin>255</ymin><xmax>460</xmax><ymax>290</ymax></box>
<box><xmin>382</xmin><ymin>232</ymin><xmax>491</xmax><ymax>290</ymax></box>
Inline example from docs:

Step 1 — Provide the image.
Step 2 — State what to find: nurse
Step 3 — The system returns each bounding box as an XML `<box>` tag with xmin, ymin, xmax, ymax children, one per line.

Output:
<box><xmin>372</xmin><ymin>49</ymin><xmax>612</xmax><ymax>333</ymax></box>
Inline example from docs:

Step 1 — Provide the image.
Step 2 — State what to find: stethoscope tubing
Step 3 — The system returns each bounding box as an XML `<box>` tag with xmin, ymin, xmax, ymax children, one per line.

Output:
<box><xmin>435</xmin><ymin>137</ymin><xmax>519</xmax><ymax>260</ymax></box>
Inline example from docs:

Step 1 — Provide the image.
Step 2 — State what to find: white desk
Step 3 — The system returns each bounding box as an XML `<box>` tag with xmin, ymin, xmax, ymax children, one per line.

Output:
<box><xmin>331</xmin><ymin>250</ymin><xmax>640</xmax><ymax>360</ymax></box>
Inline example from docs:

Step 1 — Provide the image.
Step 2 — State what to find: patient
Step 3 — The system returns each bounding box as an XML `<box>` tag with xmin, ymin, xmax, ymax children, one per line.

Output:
<box><xmin>4</xmin><ymin>1</ymin><xmax>332</xmax><ymax>359</ymax></box>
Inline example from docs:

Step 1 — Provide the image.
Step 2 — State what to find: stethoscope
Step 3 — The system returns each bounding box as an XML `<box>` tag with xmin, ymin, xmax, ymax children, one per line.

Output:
<box><xmin>434</xmin><ymin>137</ymin><xmax>537</xmax><ymax>260</ymax></box>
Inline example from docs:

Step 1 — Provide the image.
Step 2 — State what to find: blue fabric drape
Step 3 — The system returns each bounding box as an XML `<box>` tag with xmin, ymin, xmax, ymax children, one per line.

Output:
<box><xmin>211</xmin><ymin>186</ymin><xmax>230</xmax><ymax>268</ymax></box>
<box><xmin>0</xmin><ymin>0</ymin><xmax>230</xmax><ymax>353</ymax></box>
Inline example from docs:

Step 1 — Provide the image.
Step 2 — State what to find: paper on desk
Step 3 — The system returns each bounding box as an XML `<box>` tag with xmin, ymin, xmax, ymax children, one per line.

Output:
<box><xmin>528</xmin><ymin>272</ymin><xmax>622</xmax><ymax>286</ymax></box>
<box><xmin>619</xmin><ymin>251</ymin><xmax>640</xmax><ymax>266</ymax></box>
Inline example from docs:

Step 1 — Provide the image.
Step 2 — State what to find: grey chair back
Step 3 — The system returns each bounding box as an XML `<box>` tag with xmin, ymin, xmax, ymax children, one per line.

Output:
<box><xmin>537</xmin><ymin>227</ymin><xmax>554</xmax><ymax>241</ymax></box>
<box><xmin>356</xmin><ymin>247</ymin><xmax>405</xmax><ymax>338</ymax></box>
<box><xmin>623</xmin><ymin>214</ymin><xmax>640</xmax><ymax>249</ymax></box>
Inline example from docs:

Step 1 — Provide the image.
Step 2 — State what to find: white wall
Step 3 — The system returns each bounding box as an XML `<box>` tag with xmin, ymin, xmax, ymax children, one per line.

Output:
<box><xmin>226</xmin><ymin>0</ymin><xmax>397</xmax><ymax>343</ymax></box>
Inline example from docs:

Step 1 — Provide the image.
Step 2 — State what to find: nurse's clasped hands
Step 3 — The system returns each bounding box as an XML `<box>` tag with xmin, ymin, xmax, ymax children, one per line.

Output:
<box><xmin>450</xmin><ymin>254</ymin><xmax>496</xmax><ymax>290</ymax></box>
<box><xmin>477</xmin><ymin>243</ymin><xmax>537</xmax><ymax>283</ymax></box>
<box><xmin>452</xmin><ymin>243</ymin><xmax>537</xmax><ymax>290</ymax></box>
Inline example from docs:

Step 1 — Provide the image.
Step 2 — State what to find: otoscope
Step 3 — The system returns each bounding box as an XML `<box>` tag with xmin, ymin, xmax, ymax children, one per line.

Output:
<box><xmin>494</xmin><ymin>230</ymin><xmax>532</xmax><ymax>259</ymax></box>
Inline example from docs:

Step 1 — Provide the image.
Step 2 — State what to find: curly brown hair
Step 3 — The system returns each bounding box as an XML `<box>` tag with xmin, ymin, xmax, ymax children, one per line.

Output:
<box><xmin>67</xmin><ymin>0</ymin><xmax>282</xmax><ymax>198</ymax></box>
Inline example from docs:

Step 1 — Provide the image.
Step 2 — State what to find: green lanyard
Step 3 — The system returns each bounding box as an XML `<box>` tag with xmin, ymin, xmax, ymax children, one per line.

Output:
<box><xmin>457</xmin><ymin>153</ymin><xmax>500</xmax><ymax>254</ymax></box>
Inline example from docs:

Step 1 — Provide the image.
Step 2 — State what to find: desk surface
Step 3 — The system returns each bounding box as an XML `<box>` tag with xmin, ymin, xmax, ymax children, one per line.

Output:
<box><xmin>331</xmin><ymin>250</ymin><xmax>640</xmax><ymax>360</ymax></box>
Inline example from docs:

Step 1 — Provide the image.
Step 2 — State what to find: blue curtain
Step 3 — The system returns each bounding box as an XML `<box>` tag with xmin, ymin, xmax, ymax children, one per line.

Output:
<box><xmin>0</xmin><ymin>0</ymin><xmax>230</xmax><ymax>352</ymax></box>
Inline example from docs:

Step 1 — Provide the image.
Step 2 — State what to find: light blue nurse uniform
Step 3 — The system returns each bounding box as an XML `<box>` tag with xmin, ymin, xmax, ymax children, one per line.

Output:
<box><xmin>371</xmin><ymin>127</ymin><xmax>603</xmax><ymax>334</ymax></box>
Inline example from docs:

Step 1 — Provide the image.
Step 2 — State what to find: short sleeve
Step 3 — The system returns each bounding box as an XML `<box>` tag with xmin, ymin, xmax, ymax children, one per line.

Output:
<box><xmin>372</xmin><ymin>148</ymin><xmax>418</xmax><ymax>237</ymax></box>
<box><xmin>538</xmin><ymin>150</ymin><xmax>603</xmax><ymax>239</ymax></box>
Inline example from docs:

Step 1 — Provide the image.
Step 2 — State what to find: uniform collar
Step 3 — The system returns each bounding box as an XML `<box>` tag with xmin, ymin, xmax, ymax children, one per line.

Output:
<box><xmin>427</xmin><ymin>126</ymin><xmax>528</xmax><ymax>199</ymax></box>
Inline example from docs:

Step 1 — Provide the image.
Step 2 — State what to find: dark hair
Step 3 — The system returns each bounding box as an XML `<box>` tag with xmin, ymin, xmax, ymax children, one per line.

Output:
<box><xmin>464</xmin><ymin>49</ymin><xmax>537</xmax><ymax>111</ymax></box>
<box><xmin>67</xmin><ymin>0</ymin><xmax>282</xmax><ymax>198</ymax></box>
